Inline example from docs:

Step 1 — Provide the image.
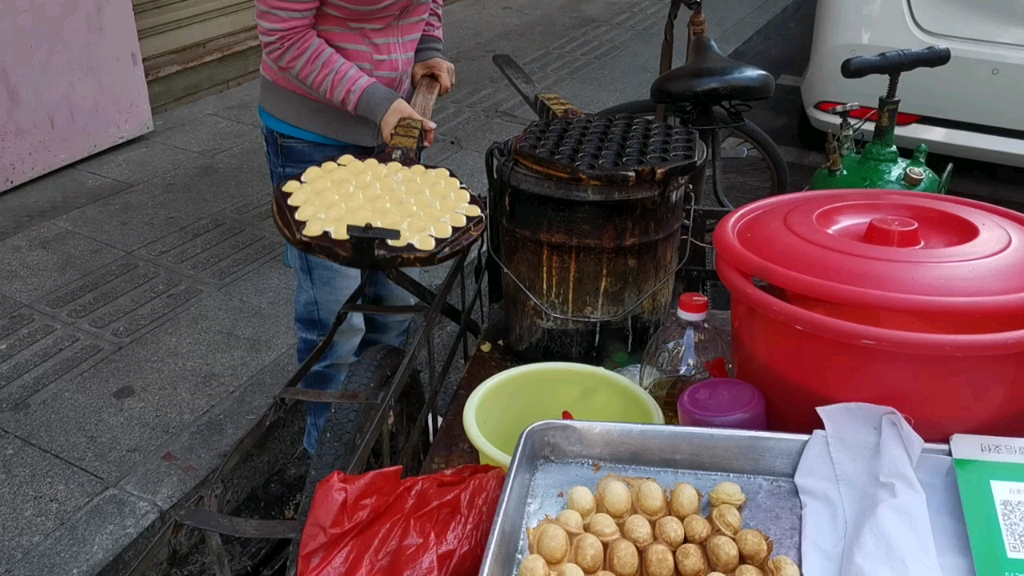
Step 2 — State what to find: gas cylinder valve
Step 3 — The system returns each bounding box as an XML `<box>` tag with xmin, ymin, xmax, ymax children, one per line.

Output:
<box><xmin>828</xmin><ymin>103</ymin><xmax>860</xmax><ymax>157</ymax></box>
<box><xmin>824</xmin><ymin>132</ymin><xmax>843</xmax><ymax>173</ymax></box>
<box><xmin>904</xmin><ymin>167</ymin><xmax>926</xmax><ymax>187</ymax></box>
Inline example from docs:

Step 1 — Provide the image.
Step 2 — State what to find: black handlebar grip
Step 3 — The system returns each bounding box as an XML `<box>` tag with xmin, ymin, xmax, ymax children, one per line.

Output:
<box><xmin>840</xmin><ymin>46</ymin><xmax>951</xmax><ymax>79</ymax></box>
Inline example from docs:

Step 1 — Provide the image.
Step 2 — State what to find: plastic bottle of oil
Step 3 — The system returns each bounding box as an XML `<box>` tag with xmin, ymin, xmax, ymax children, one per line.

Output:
<box><xmin>638</xmin><ymin>293</ymin><xmax>732</xmax><ymax>424</ymax></box>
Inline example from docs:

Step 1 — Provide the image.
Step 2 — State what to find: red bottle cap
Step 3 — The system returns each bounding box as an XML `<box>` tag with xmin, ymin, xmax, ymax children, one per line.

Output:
<box><xmin>678</xmin><ymin>293</ymin><xmax>709</xmax><ymax>314</ymax></box>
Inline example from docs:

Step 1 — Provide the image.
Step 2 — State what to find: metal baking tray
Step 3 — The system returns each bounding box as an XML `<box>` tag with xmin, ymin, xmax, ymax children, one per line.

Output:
<box><xmin>479</xmin><ymin>420</ymin><xmax>951</xmax><ymax>576</ymax></box>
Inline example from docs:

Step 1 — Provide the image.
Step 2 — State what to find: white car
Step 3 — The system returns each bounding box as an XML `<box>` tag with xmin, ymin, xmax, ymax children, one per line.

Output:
<box><xmin>800</xmin><ymin>0</ymin><xmax>1024</xmax><ymax>168</ymax></box>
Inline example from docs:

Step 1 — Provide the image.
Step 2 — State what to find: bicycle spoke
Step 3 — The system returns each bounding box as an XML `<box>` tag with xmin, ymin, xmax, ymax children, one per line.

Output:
<box><xmin>722</xmin><ymin>133</ymin><xmax>763</xmax><ymax>158</ymax></box>
<box><xmin>720</xmin><ymin>146</ymin><xmax>748</xmax><ymax>159</ymax></box>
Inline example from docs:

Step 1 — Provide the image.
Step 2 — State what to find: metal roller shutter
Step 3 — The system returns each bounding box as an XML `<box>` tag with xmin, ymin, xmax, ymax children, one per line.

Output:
<box><xmin>133</xmin><ymin>0</ymin><xmax>260</xmax><ymax>111</ymax></box>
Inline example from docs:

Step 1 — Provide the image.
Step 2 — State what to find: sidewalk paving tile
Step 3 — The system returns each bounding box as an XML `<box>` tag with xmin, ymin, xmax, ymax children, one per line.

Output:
<box><xmin>453</xmin><ymin>117</ymin><xmax>527</xmax><ymax>154</ymax></box>
<box><xmin>213</xmin><ymin>99</ymin><xmax>262</xmax><ymax>128</ymax></box>
<box><xmin>30</xmin><ymin>255</ymin><xmax>208</xmax><ymax>346</ymax></box>
<box><xmin>437</xmin><ymin>148</ymin><xmax>488</xmax><ymax>198</ymax></box>
<box><xmin>117</xmin><ymin>350</ymin><xmax>294</xmax><ymax>509</ymax></box>
<box><xmin>0</xmin><ymin>294</ymin><xmax>21</xmax><ymax>318</ymax></box>
<box><xmin>215</xmin><ymin>126</ymin><xmax>271</xmax><ymax>177</ymax></box>
<box><xmin>134</xmin><ymin>208</ymin><xmax>283</xmax><ymax>288</ymax></box>
<box><xmin>436</xmin><ymin>111</ymin><xmax>486</xmax><ymax>145</ymax></box>
<box><xmin>0</xmin><ymin>168</ymin><xmax>129</xmax><ymax>243</ymax></box>
<box><xmin>218</xmin><ymin>257</ymin><xmax>295</xmax><ymax>313</ymax></box>
<box><xmin>0</xmin><ymin>293</ymin><xmax>294</xmax><ymax>482</ymax></box>
<box><xmin>0</xmin><ymin>306</ymin><xmax>117</xmax><ymax>413</ymax></box>
<box><xmin>422</xmin><ymin>137</ymin><xmax>464</xmax><ymax>166</ymax></box>
<box><xmin>152</xmin><ymin>80</ymin><xmax>260</xmax><ymax>133</ymax></box>
<box><xmin>5</xmin><ymin>489</ymin><xmax>161</xmax><ymax>576</ymax></box>
<box><xmin>224</xmin><ymin>193</ymin><xmax>280</xmax><ymax>236</ymax></box>
<box><xmin>74</xmin><ymin>139</ymin><xmax>204</xmax><ymax>186</ymax></box>
<box><xmin>0</xmin><ymin>430</ymin><xmax>106</xmax><ymax>574</ymax></box>
<box><xmin>147</xmin><ymin>115</ymin><xmax>261</xmax><ymax>157</ymax></box>
<box><xmin>57</xmin><ymin>161</ymin><xmax>266</xmax><ymax>253</ymax></box>
<box><xmin>0</xmin><ymin>222</ymin><xmax>124</xmax><ymax>303</ymax></box>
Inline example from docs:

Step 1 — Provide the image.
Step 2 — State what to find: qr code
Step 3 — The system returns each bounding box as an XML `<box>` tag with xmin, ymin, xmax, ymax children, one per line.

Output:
<box><xmin>992</xmin><ymin>480</ymin><xmax>1024</xmax><ymax>560</ymax></box>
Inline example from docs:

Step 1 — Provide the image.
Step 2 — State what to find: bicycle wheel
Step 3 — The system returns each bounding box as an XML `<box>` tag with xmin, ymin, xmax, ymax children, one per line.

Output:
<box><xmin>595</xmin><ymin>100</ymin><xmax>789</xmax><ymax>208</ymax></box>
<box><xmin>286</xmin><ymin>344</ymin><xmax>424</xmax><ymax>575</ymax></box>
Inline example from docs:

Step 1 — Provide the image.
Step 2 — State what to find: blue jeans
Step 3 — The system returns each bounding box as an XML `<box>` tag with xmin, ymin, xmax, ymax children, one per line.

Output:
<box><xmin>262</xmin><ymin>125</ymin><xmax>417</xmax><ymax>453</ymax></box>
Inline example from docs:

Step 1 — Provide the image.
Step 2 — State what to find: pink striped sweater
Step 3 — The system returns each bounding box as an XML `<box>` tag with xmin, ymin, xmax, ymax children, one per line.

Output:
<box><xmin>255</xmin><ymin>0</ymin><xmax>445</xmax><ymax>146</ymax></box>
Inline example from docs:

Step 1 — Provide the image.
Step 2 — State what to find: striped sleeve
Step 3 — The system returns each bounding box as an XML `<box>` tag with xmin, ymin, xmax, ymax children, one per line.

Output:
<box><xmin>415</xmin><ymin>0</ymin><xmax>445</xmax><ymax>62</ymax></box>
<box><xmin>255</xmin><ymin>0</ymin><xmax>399</xmax><ymax>125</ymax></box>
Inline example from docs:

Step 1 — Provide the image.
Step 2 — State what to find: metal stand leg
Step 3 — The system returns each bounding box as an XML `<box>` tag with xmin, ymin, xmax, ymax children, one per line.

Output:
<box><xmin>385</xmin><ymin>267</ymin><xmax>483</xmax><ymax>337</ymax></box>
<box><xmin>281</xmin><ymin>275</ymin><xmax>373</xmax><ymax>390</ymax></box>
<box><xmin>133</xmin><ymin>235</ymin><xmax>491</xmax><ymax>576</ymax></box>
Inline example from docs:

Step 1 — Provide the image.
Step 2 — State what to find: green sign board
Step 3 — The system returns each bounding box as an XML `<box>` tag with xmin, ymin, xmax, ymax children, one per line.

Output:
<box><xmin>951</xmin><ymin>434</ymin><xmax>1024</xmax><ymax>575</ymax></box>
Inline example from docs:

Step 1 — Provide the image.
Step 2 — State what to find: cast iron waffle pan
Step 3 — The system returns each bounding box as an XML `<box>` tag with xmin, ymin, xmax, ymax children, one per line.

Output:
<box><xmin>511</xmin><ymin>115</ymin><xmax>704</xmax><ymax>184</ymax></box>
<box><xmin>271</xmin><ymin>167</ymin><xmax>485</xmax><ymax>270</ymax></box>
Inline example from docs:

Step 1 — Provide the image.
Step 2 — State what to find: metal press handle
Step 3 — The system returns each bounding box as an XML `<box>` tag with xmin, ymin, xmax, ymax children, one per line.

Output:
<box><xmin>841</xmin><ymin>46</ymin><xmax>951</xmax><ymax>79</ymax></box>
<box><xmin>409</xmin><ymin>76</ymin><xmax>440</xmax><ymax>120</ymax></box>
<box><xmin>389</xmin><ymin>77</ymin><xmax>441</xmax><ymax>159</ymax></box>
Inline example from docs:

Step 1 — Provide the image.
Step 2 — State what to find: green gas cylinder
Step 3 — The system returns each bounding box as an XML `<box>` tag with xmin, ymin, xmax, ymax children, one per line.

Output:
<box><xmin>810</xmin><ymin>97</ymin><xmax>952</xmax><ymax>194</ymax></box>
<box><xmin>809</xmin><ymin>141</ymin><xmax>948</xmax><ymax>193</ymax></box>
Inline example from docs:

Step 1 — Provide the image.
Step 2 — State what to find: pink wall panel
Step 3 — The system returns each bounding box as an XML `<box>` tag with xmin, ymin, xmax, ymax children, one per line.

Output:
<box><xmin>1</xmin><ymin>0</ymin><xmax>153</xmax><ymax>192</ymax></box>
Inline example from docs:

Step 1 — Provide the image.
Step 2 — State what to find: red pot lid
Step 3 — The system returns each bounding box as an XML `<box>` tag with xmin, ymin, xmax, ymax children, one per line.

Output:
<box><xmin>713</xmin><ymin>190</ymin><xmax>1024</xmax><ymax>314</ymax></box>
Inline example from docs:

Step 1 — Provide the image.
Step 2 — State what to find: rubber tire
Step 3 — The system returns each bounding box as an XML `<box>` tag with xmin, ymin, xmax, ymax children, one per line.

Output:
<box><xmin>594</xmin><ymin>99</ymin><xmax>790</xmax><ymax>201</ymax></box>
<box><xmin>286</xmin><ymin>344</ymin><xmax>407</xmax><ymax>576</ymax></box>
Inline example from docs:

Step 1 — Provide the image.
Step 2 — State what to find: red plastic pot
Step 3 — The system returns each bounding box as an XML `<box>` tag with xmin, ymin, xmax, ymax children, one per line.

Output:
<box><xmin>714</xmin><ymin>190</ymin><xmax>1024</xmax><ymax>441</ymax></box>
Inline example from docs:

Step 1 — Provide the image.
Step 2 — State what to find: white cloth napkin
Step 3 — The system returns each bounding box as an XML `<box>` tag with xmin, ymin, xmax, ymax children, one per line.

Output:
<box><xmin>793</xmin><ymin>403</ymin><xmax>975</xmax><ymax>576</ymax></box>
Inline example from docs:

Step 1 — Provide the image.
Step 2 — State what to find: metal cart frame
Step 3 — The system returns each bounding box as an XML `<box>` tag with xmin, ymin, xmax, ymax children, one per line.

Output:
<box><xmin>125</xmin><ymin>232</ymin><xmax>489</xmax><ymax>576</ymax></box>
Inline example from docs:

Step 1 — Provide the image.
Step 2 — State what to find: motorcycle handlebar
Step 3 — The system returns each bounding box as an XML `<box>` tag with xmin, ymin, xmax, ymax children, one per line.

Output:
<box><xmin>841</xmin><ymin>46</ymin><xmax>951</xmax><ymax>79</ymax></box>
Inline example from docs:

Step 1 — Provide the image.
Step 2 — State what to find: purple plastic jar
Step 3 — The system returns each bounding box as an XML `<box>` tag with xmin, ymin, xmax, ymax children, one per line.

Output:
<box><xmin>677</xmin><ymin>378</ymin><xmax>767</xmax><ymax>430</ymax></box>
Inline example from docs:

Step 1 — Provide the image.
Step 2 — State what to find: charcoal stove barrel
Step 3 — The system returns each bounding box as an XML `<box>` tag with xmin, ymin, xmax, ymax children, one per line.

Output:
<box><xmin>487</xmin><ymin>116</ymin><xmax>706</xmax><ymax>363</ymax></box>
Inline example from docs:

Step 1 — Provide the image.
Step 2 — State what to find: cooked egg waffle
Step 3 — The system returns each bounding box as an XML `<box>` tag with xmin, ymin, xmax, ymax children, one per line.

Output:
<box><xmin>272</xmin><ymin>156</ymin><xmax>485</xmax><ymax>269</ymax></box>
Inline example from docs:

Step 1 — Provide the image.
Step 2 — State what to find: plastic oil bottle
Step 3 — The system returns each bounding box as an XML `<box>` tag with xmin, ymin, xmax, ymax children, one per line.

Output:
<box><xmin>638</xmin><ymin>293</ymin><xmax>732</xmax><ymax>424</ymax></box>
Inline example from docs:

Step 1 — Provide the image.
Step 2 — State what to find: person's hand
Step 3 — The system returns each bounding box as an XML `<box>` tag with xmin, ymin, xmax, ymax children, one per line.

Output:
<box><xmin>413</xmin><ymin>58</ymin><xmax>456</xmax><ymax>96</ymax></box>
<box><xmin>380</xmin><ymin>99</ymin><xmax>437</xmax><ymax>146</ymax></box>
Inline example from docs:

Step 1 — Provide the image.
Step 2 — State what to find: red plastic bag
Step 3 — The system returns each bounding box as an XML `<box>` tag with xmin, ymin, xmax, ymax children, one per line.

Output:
<box><xmin>298</xmin><ymin>465</ymin><xmax>506</xmax><ymax>576</ymax></box>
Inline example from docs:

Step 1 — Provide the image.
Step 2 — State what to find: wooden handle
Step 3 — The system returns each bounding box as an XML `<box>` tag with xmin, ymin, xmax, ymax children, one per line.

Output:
<box><xmin>410</xmin><ymin>76</ymin><xmax>441</xmax><ymax>121</ymax></box>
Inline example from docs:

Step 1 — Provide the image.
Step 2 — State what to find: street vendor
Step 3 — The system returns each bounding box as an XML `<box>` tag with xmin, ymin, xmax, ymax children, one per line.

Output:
<box><xmin>255</xmin><ymin>0</ymin><xmax>456</xmax><ymax>453</ymax></box>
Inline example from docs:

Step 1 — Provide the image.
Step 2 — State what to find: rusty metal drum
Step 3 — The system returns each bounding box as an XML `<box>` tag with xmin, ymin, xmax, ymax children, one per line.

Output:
<box><xmin>486</xmin><ymin>117</ymin><xmax>706</xmax><ymax>363</ymax></box>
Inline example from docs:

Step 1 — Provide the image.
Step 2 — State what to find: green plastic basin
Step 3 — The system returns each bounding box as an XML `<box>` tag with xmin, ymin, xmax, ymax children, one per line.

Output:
<box><xmin>462</xmin><ymin>362</ymin><xmax>664</xmax><ymax>469</ymax></box>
